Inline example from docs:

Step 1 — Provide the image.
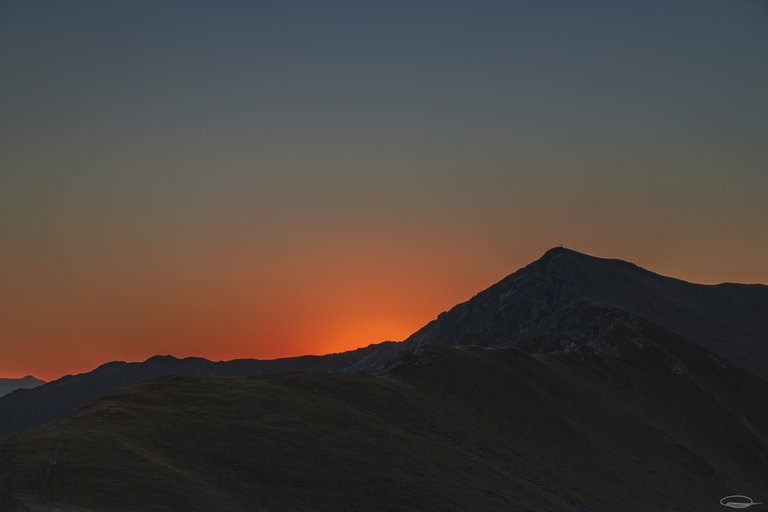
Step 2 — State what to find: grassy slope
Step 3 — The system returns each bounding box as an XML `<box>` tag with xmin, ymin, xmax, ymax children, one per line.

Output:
<box><xmin>1</xmin><ymin>346</ymin><xmax>767</xmax><ymax>512</ymax></box>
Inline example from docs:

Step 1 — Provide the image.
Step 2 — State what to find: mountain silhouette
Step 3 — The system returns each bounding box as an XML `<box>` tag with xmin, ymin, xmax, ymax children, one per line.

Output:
<box><xmin>0</xmin><ymin>376</ymin><xmax>45</xmax><ymax>398</ymax></box>
<box><xmin>0</xmin><ymin>247</ymin><xmax>766</xmax><ymax>441</ymax></box>
<box><xmin>0</xmin><ymin>247</ymin><xmax>767</xmax><ymax>510</ymax></box>
<box><xmin>407</xmin><ymin>247</ymin><xmax>768</xmax><ymax>376</ymax></box>
<box><xmin>0</xmin><ymin>247</ymin><xmax>768</xmax><ymax>437</ymax></box>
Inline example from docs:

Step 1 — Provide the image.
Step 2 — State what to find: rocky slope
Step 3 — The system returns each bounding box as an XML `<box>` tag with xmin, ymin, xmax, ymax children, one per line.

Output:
<box><xmin>406</xmin><ymin>247</ymin><xmax>768</xmax><ymax>376</ymax></box>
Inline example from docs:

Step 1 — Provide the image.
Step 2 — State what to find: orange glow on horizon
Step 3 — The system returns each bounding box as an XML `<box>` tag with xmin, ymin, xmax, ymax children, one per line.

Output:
<box><xmin>3</xmin><ymin>239</ymin><xmax>767</xmax><ymax>382</ymax></box>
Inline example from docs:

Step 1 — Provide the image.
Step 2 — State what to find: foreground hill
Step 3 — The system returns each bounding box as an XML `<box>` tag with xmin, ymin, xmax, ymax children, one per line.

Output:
<box><xmin>1</xmin><ymin>344</ymin><xmax>767</xmax><ymax>512</ymax></box>
<box><xmin>0</xmin><ymin>343</ymin><xmax>405</xmax><ymax>439</ymax></box>
<box><xmin>0</xmin><ymin>377</ymin><xmax>45</xmax><ymax>398</ymax></box>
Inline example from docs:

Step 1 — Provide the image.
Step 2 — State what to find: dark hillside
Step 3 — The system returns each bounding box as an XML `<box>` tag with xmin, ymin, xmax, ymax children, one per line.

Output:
<box><xmin>1</xmin><ymin>345</ymin><xmax>766</xmax><ymax>512</ymax></box>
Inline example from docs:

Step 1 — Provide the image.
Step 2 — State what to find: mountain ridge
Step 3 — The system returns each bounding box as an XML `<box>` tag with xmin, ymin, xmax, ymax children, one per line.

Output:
<box><xmin>0</xmin><ymin>247</ymin><xmax>766</xmax><ymax>441</ymax></box>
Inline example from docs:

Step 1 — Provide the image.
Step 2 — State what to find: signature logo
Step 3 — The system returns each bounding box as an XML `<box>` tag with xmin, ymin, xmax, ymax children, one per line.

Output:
<box><xmin>721</xmin><ymin>496</ymin><xmax>764</xmax><ymax>509</ymax></box>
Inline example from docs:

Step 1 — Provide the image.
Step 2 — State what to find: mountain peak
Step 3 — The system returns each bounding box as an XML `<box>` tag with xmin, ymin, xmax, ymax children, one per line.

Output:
<box><xmin>541</xmin><ymin>245</ymin><xmax>578</xmax><ymax>257</ymax></box>
<box><xmin>535</xmin><ymin>246</ymin><xmax>584</xmax><ymax>265</ymax></box>
<box><xmin>406</xmin><ymin>249</ymin><xmax>768</xmax><ymax>375</ymax></box>
<box><xmin>527</xmin><ymin>246</ymin><xmax>606</xmax><ymax>275</ymax></box>
<box><xmin>536</xmin><ymin>246</ymin><xmax>628</xmax><ymax>270</ymax></box>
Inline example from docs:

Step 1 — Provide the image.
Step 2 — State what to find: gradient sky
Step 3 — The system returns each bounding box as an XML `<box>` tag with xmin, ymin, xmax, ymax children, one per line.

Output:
<box><xmin>1</xmin><ymin>1</ymin><xmax>767</xmax><ymax>380</ymax></box>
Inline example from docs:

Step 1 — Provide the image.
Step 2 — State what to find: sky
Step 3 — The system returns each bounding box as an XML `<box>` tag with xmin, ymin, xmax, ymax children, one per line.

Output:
<box><xmin>1</xmin><ymin>0</ymin><xmax>767</xmax><ymax>380</ymax></box>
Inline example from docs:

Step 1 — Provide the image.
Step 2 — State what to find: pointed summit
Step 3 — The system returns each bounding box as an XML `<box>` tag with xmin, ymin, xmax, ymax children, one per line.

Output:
<box><xmin>540</xmin><ymin>245</ymin><xmax>578</xmax><ymax>258</ymax></box>
<box><xmin>530</xmin><ymin>246</ymin><xmax>647</xmax><ymax>275</ymax></box>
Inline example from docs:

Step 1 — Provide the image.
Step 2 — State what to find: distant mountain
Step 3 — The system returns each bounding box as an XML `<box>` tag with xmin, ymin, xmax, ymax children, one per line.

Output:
<box><xmin>407</xmin><ymin>247</ymin><xmax>768</xmax><ymax>376</ymax></box>
<box><xmin>1</xmin><ymin>345</ymin><xmax>766</xmax><ymax>511</ymax></box>
<box><xmin>0</xmin><ymin>376</ymin><xmax>44</xmax><ymax>397</ymax></box>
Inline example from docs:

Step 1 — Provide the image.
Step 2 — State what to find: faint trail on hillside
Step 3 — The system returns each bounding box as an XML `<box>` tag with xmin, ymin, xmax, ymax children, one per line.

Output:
<box><xmin>40</xmin><ymin>438</ymin><xmax>63</xmax><ymax>511</ymax></box>
<box><xmin>114</xmin><ymin>436</ymin><xmax>249</xmax><ymax>511</ymax></box>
